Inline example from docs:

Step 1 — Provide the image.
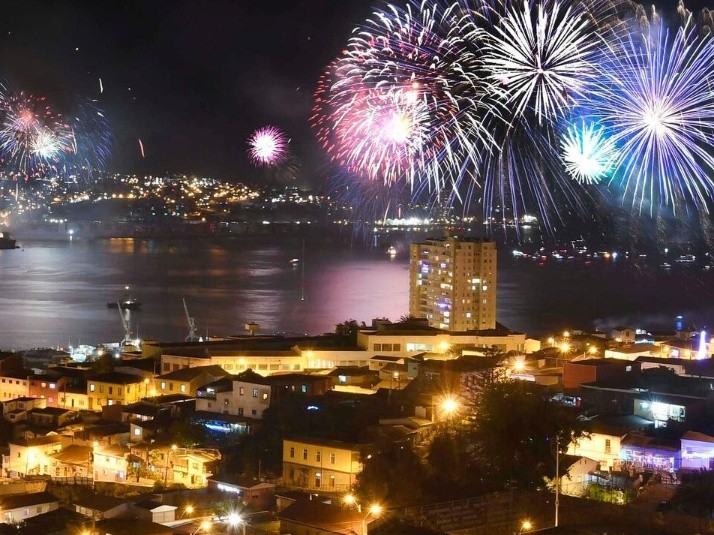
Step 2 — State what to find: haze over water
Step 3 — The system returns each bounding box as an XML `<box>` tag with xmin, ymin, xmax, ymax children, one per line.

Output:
<box><xmin>1</xmin><ymin>236</ymin><xmax>714</xmax><ymax>350</ymax></box>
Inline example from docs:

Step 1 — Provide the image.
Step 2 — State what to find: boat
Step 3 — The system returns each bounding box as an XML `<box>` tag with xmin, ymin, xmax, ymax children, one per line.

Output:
<box><xmin>0</xmin><ymin>231</ymin><xmax>17</xmax><ymax>250</ymax></box>
<box><xmin>387</xmin><ymin>246</ymin><xmax>397</xmax><ymax>256</ymax></box>
<box><xmin>675</xmin><ymin>254</ymin><xmax>696</xmax><ymax>264</ymax></box>
<box><xmin>289</xmin><ymin>258</ymin><xmax>300</xmax><ymax>265</ymax></box>
<box><xmin>107</xmin><ymin>297</ymin><xmax>142</xmax><ymax>310</ymax></box>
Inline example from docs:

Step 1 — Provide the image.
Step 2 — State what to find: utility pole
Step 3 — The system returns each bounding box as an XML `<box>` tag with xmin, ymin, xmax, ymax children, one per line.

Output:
<box><xmin>555</xmin><ymin>435</ymin><xmax>560</xmax><ymax>528</ymax></box>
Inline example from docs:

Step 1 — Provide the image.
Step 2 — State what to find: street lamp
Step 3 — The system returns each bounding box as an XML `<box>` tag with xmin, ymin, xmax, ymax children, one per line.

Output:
<box><xmin>519</xmin><ymin>519</ymin><xmax>533</xmax><ymax>533</ymax></box>
<box><xmin>191</xmin><ymin>520</ymin><xmax>211</xmax><ymax>535</ymax></box>
<box><xmin>343</xmin><ymin>494</ymin><xmax>356</xmax><ymax>506</ymax></box>
<box><xmin>227</xmin><ymin>512</ymin><xmax>246</xmax><ymax>535</ymax></box>
<box><xmin>164</xmin><ymin>444</ymin><xmax>177</xmax><ymax>485</ymax></box>
<box><xmin>439</xmin><ymin>395</ymin><xmax>460</xmax><ymax>421</ymax></box>
<box><xmin>184</xmin><ymin>505</ymin><xmax>194</xmax><ymax>517</ymax></box>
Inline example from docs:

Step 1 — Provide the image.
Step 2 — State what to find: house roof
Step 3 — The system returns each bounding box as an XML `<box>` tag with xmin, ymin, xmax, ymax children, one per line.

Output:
<box><xmin>50</xmin><ymin>444</ymin><xmax>92</xmax><ymax>464</ymax></box>
<box><xmin>89</xmin><ymin>372</ymin><xmax>144</xmax><ymax>385</ymax></box>
<box><xmin>610</xmin><ymin>344</ymin><xmax>657</xmax><ymax>354</ymax></box>
<box><xmin>621</xmin><ymin>432</ymin><xmax>680</xmax><ymax>451</ymax></box>
<box><xmin>156</xmin><ymin>364</ymin><xmax>228</xmax><ymax>382</ymax></box>
<box><xmin>277</xmin><ymin>499</ymin><xmax>366</xmax><ymax>529</ymax></box>
<box><xmin>0</xmin><ymin>492</ymin><xmax>58</xmax><ymax>510</ymax></box>
<box><xmin>10</xmin><ymin>435</ymin><xmax>62</xmax><ymax>447</ymax></box>
<box><xmin>682</xmin><ymin>430</ymin><xmax>714</xmax><ymax>444</ymax></box>
<box><xmin>122</xmin><ymin>402</ymin><xmax>165</xmax><ymax>418</ymax></box>
<box><xmin>95</xmin><ymin>518</ymin><xmax>172</xmax><ymax>535</ymax></box>
<box><xmin>74</xmin><ymin>493</ymin><xmax>127</xmax><ymax>512</ymax></box>
<box><xmin>31</xmin><ymin>407</ymin><xmax>72</xmax><ymax>416</ymax></box>
<box><xmin>133</xmin><ymin>499</ymin><xmax>177</xmax><ymax>511</ymax></box>
<box><xmin>208</xmin><ymin>475</ymin><xmax>275</xmax><ymax>490</ymax></box>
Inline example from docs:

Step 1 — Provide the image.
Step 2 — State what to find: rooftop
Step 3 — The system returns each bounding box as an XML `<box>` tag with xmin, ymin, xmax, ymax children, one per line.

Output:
<box><xmin>89</xmin><ymin>372</ymin><xmax>145</xmax><ymax>385</ymax></box>
<box><xmin>74</xmin><ymin>492</ymin><xmax>127</xmax><ymax>512</ymax></box>
<box><xmin>0</xmin><ymin>492</ymin><xmax>58</xmax><ymax>510</ymax></box>
<box><xmin>156</xmin><ymin>364</ymin><xmax>228</xmax><ymax>382</ymax></box>
<box><xmin>10</xmin><ymin>435</ymin><xmax>62</xmax><ymax>447</ymax></box>
<box><xmin>277</xmin><ymin>499</ymin><xmax>366</xmax><ymax>530</ymax></box>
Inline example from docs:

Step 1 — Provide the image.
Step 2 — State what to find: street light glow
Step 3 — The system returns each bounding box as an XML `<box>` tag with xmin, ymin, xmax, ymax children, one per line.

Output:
<box><xmin>521</xmin><ymin>519</ymin><xmax>533</xmax><ymax>532</ymax></box>
<box><xmin>343</xmin><ymin>493</ymin><xmax>356</xmax><ymax>505</ymax></box>
<box><xmin>440</xmin><ymin>395</ymin><xmax>460</xmax><ymax>416</ymax></box>
<box><xmin>369</xmin><ymin>503</ymin><xmax>383</xmax><ymax>516</ymax></box>
<box><xmin>512</xmin><ymin>359</ymin><xmax>525</xmax><ymax>372</ymax></box>
<box><xmin>227</xmin><ymin>512</ymin><xmax>242</xmax><ymax>526</ymax></box>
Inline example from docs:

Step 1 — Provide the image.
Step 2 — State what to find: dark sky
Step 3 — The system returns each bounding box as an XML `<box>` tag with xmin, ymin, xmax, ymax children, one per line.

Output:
<box><xmin>0</xmin><ymin>0</ymin><xmax>700</xmax><ymax>185</ymax></box>
<box><xmin>0</xmin><ymin>0</ymin><xmax>374</xmax><ymax>184</ymax></box>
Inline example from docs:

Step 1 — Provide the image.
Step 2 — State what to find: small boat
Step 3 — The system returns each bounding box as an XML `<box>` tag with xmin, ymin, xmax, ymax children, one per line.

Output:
<box><xmin>107</xmin><ymin>298</ymin><xmax>142</xmax><ymax>310</ymax></box>
<box><xmin>387</xmin><ymin>246</ymin><xmax>397</xmax><ymax>256</ymax></box>
<box><xmin>0</xmin><ymin>231</ymin><xmax>17</xmax><ymax>250</ymax></box>
<box><xmin>675</xmin><ymin>254</ymin><xmax>696</xmax><ymax>264</ymax></box>
<box><xmin>289</xmin><ymin>258</ymin><xmax>300</xmax><ymax>265</ymax></box>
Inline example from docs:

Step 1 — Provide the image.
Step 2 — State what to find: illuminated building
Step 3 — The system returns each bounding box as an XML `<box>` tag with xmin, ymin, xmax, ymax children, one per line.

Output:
<box><xmin>409</xmin><ymin>237</ymin><xmax>497</xmax><ymax>331</ymax></box>
<box><xmin>282</xmin><ymin>437</ymin><xmax>367</xmax><ymax>492</ymax></box>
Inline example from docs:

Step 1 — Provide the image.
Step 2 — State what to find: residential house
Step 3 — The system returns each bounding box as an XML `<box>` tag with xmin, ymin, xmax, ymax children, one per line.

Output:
<box><xmin>28</xmin><ymin>407</ymin><xmax>76</xmax><ymax>429</ymax></box>
<box><xmin>557</xmin><ymin>455</ymin><xmax>599</xmax><ymax>497</ymax></box>
<box><xmin>605</xmin><ymin>344</ymin><xmax>657</xmax><ymax>361</ymax></box>
<box><xmin>620</xmin><ymin>432</ymin><xmax>681</xmax><ymax>472</ymax></box>
<box><xmin>208</xmin><ymin>476</ymin><xmax>275</xmax><ymax>510</ymax></box>
<box><xmin>87</xmin><ymin>373</ymin><xmax>145</xmax><ymax>410</ymax></box>
<box><xmin>0</xmin><ymin>492</ymin><xmax>59</xmax><ymax>524</ymax></box>
<box><xmin>277</xmin><ymin>499</ymin><xmax>371</xmax><ymax>535</ymax></box>
<box><xmin>73</xmin><ymin>493</ymin><xmax>130</xmax><ymax>520</ymax></box>
<box><xmin>282</xmin><ymin>437</ymin><xmax>368</xmax><ymax>492</ymax></box>
<box><xmin>27</xmin><ymin>374</ymin><xmax>63</xmax><ymax>407</ymax></box>
<box><xmin>48</xmin><ymin>444</ymin><xmax>93</xmax><ymax>480</ymax></box>
<box><xmin>0</xmin><ymin>372</ymin><xmax>30</xmax><ymax>400</ymax></box>
<box><xmin>1</xmin><ymin>397</ymin><xmax>45</xmax><ymax>424</ymax></box>
<box><xmin>93</xmin><ymin>444</ymin><xmax>129</xmax><ymax>483</ymax></box>
<box><xmin>58</xmin><ymin>384</ymin><xmax>90</xmax><ymax>411</ymax></box>
<box><xmin>680</xmin><ymin>430</ymin><xmax>714</xmax><ymax>470</ymax></box>
<box><xmin>567</xmin><ymin>416</ymin><xmax>653</xmax><ymax>471</ymax></box>
<box><xmin>563</xmin><ymin>359</ymin><xmax>639</xmax><ymax>391</ymax></box>
<box><xmin>132</xmin><ymin>500</ymin><xmax>177</xmax><ymax>524</ymax></box>
<box><xmin>4</xmin><ymin>435</ymin><xmax>62</xmax><ymax>478</ymax></box>
<box><xmin>171</xmin><ymin>450</ymin><xmax>221</xmax><ymax>488</ymax></box>
<box><xmin>95</xmin><ymin>518</ymin><xmax>173</xmax><ymax>535</ymax></box>
<box><xmin>610</xmin><ymin>327</ymin><xmax>636</xmax><ymax>344</ymax></box>
<box><xmin>154</xmin><ymin>365</ymin><xmax>228</xmax><ymax>397</ymax></box>
<box><xmin>327</xmin><ymin>367</ymin><xmax>379</xmax><ymax>389</ymax></box>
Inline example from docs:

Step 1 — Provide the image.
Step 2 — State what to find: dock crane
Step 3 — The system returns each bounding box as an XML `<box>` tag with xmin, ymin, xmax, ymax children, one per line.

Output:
<box><xmin>117</xmin><ymin>303</ymin><xmax>133</xmax><ymax>345</ymax></box>
<box><xmin>183</xmin><ymin>298</ymin><xmax>199</xmax><ymax>342</ymax></box>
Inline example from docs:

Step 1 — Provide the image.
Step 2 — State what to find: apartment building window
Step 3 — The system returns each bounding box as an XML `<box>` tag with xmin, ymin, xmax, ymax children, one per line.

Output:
<box><xmin>330</xmin><ymin>453</ymin><xmax>336</xmax><ymax>464</ymax></box>
<box><xmin>329</xmin><ymin>475</ymin><xmax>335</xmax><ymax>488</ymax></box>
<box><xmin>99</xmin><ymin>385</ymin><xmax>104</xmax><ymax>393</ymax></box>
<box><xmin>108</xmin><ymin>387</ymin><xmax>113</xmax><ymax>395</ymax></box>
<box><xmin>252</xmin><ymin>389</ymin><xmax>258</xmax><ymax>398</ymax></box>
<box><xmin>262</xmin><ymin>392</ymin><xmax>268</xmax><ymax>400</ymax></box>
<box><xmin>302</xmin><ymin>449</ymin><xmax>308</xmax><ymax>460</ymax></box>
<box><xmin>315</xmin><ymin>473</ymin><xmax>321</xmax><ymax>488</ymax></box>
<box><xmin>605</xmin><ymin>439</ymin><xmax>611</xmax><ymax>454</ymax></box>
<box><xmin>161</xmin><ymin>382</ymin><xmax>166</xmax><ymax>390</ymax></box>
<box><xmin>301</xmin><ymin>385</ymin><xmax>307</xmax><ymax>394</ymax></box>
<box><xmin>89</xmin><ymin>384</ymin><xmax>95</xmax><ymax>392</ymax></box>
<box><xmin>239</xmin><ymin>387</ymin><xmax>245</xmax><ymax>395</ymax></box>
<box><xmin>290</xmin><ymin>447</ymin><xmax>295</xmax><ymax>458</ymax></box>
<box><xmin>316</xmin><ymin>451</ymin><xmax>321</xmax><ymax>463</ymax></box>
<box><xmin>181</xmin><ymin>385</ymin><xmax>187</xmax><ymax>393</ymax></box>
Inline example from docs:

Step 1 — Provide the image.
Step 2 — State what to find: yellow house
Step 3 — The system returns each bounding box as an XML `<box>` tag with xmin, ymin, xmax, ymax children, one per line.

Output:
<box><xmin>4</xmin><ymin>435</ymin><xmax>63</xmax><ymax>478</ymax></box>
<box><xmin>172</xmin><ymin>450</ymin><xmax>221</xmax><ymax>488</ymax></box>
<box><xmin>282</xmin><ymin>438</ymin><xmax>368</xmax><ymax>493</ymax></box>
<box><xmin>156</xmin><ymin>365</ymin><xmax>228</xmax><ymax>397</ymax></box>
<box><xmin>87</xmin><ymin>373</ymin><xmax>144</xmax><ymax>410</ymax></box>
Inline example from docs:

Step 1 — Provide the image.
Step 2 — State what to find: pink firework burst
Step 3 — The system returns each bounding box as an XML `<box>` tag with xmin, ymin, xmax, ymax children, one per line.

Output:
<box><xmin>247</xmin><ymin>126</ymin><xmax>288</xmax><ymax>166</ymax></box>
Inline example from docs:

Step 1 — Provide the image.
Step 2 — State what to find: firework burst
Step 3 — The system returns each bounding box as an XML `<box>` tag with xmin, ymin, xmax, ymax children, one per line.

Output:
<box><xmin>589</xmin><ymin>19</ymin><xmax>714</xmax><ymax>211</ymax></box>
<box><xmin>560</xmin><ymin>120</ymin><xmax>617</xmax><ymax>184</ymax></box>
<box><xmin>247</xmin><ymin>126</ymin><xmax>288</xmax><ymax>166</ymax></box>
<box><xmin>479</xmin><ymin>0</ymin><xmax>600</xmax><ymax>125</ymax></box>
<box><xmin>312</xmin><ymin>0</ymin><xmax>489</xmax><ymax>189</ymax></box>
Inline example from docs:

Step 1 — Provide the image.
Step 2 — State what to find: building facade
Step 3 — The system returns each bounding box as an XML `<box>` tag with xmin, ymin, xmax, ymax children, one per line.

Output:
<box><xmin>282</xmin><ymin>438</ymin><xmax>366</xmax><ymax>493</ymax></box>
<box><xmin>409</xmin><ymin>237</ymin><xmax>497</xmax><ymax>331</ymax></box>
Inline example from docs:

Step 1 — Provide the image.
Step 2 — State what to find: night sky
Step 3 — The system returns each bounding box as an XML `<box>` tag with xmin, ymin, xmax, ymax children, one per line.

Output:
<box><xmin>0</xmin><ymin>0</ymin><xmax>701</xmax><ymax>184</ymax></box>
<box><xmin>0</xmin><ymin>0</ymin><xmax>374</xmax><ymax>184</ymax></box>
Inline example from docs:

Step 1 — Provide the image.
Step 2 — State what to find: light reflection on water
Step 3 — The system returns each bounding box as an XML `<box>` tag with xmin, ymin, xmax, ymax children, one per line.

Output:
<box><xmin>0</xmin><ymin>236</ymin><xmax>713</xmax><ymax>349</ymax></box>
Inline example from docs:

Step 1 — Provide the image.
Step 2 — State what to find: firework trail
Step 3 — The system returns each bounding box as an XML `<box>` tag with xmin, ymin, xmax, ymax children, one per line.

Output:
<box><xmin>247</xmin><ymin>126</ymin><xmax>288</xmax><ymax>166</ymax></box>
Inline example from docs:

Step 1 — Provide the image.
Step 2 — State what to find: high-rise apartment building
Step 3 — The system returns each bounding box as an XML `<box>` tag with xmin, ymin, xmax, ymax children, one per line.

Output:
<box><xmin>409</xmin><ymin>237</ymin><xmax>497</xmax><ymax>331</ymax></box>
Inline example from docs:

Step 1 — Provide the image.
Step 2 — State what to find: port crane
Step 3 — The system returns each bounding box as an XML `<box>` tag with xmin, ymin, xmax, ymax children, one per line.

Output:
<box><xmin>117</xmin><ymin>303</ymin><xmax>133</xmax><ymax>345</ymax></box>
<box><xmin>183</xmin><ymin>298</ymin><xmax>199</xmax><ymax>342</ymax></box>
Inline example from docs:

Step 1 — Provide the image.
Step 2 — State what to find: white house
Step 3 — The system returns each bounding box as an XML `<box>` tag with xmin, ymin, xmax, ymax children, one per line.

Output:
<box><xmin>680</xmin><ymin>430</ymin><xmax>714</xmax><ymax>471</ymax></box>
<box><xmin>0</xmin><ymin>492</ymin><xmax>59</xmax><ymax>524</ymax></box>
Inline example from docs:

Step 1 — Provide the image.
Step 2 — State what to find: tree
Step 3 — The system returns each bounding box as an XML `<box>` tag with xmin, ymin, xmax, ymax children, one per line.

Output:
<box><xmin>91</xmin><ymin>353</ymin><xmax>116</xmax><ymax>374</ymax></box>
<box><xmin>355</xmin><ymin>438</ymin><xmax>426</xmax><ymax>507</ymax></box>
<box><xmin>335</xmin><ymin>319</ymin><xmax>366</xmax><ymax>346</ymax></box>
<box><xmin>672</xmin><ymin>470</ymin><xmax>714</xmax><ymax>518</ymax></box>
<box><xmin>470</xmin><ymin>380</ymin><xmax>586</xmax><ymax>489</ymax></box>
<box><xmin>167</xmin><ymin>420</ymin><xmax>206</xmax><ymax>447</ymax></box>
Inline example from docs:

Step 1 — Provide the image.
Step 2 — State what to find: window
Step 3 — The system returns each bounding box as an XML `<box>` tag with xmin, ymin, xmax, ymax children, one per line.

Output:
<box><xmin>290</xmin><ymin>447</ymin><xmax>295</xmax><ymax>458</ymax></box>
<box><xmin>89</xmin><ymin>384</ymin><xmax>95</xmax><ymax>392</ymax></box>
<box><xmin>330</xmin><ymin>453</ymin><xmax>336</xmax><ymax>464</ymax></box>
<box><xmin>394</xmin><ymin>344</ymin><xmax>401</xmax><ymax>351</ymax></box>
<box><xmin>315</xmin><ymin>473</ymin><xmax>321</xmax><ymax>488</ymax></box>
<box><xmin>251</xmin><ymin>409</ymin><xmax>257</xmax><ymax>415</ymax></box>
<box><xmin>134</xmin><ymin>428</ymin><xmax>141</xmax><ymax>436</ymax></box>
<box><xmin>99</xmin><ymin>385</ymin><xmax>104</xmax><ymax>393</ymax></box>
<box><xmin>316</xmin><ymin>451</ymin><xmax>321</xmax><ymax>463</ymax></box>
<box><xmin>262</xmin><ymin>392</ymin><xmax>268</xmax><ymax>400</ymax></box>
<box><xmin>605</xmin><ymin>439</ymin><xmax>611</xmax><ymax>454</ymax></box>
<box><xmin>163</xmin><ymin>363</ymin><xmax>170</xmax><ymax>372</ymax></box>
<box><xmin>169</xmin><ymin>383</ymin><xmax>174</xmax><ymax>391</ymax></box>
<box><xmin>303</xmin><ymin>449</ymin><xmax>308</xmax><ymax>460</ymax></box>
<box><xmin>180</xmin><ymin>384</ymin><xmax>187</xmax><ymax>393</ymax></box>
<box><xmin>301</xmin><ymin>384</ymin><xmax>307</xmax><ymax>394</ymax></box>
<box><xmin>373</xmin><ymin>344</ymin><xmax>381</xmax><ymax>351</ymax></box>
<box><xmin>108</xmin><ymin>387</ymin><xmax>113</xmax><ymax>395</ymax></box>
<box><xmin>330</xmin><ymin>475</ymin><xmax>335</xmax><ymax>488</ymax></box>
<box><xmin>252</xmin><ymin>389</ymin><xmax>258</xmax><ymax>398</ymax></box>
<box><xmin>239</xmin><ymin>387</ymin><xmax>245</xmax><ymax>396</ymax></box>
<box><xmin>161</xmin><ymin>382</ymin><xmax>166</xmax><ymax>390</ymax></box>
<box><xmin>118</xmin><ymin>388</ymin><xmax>122</xmax><ymax>396</ymax></box>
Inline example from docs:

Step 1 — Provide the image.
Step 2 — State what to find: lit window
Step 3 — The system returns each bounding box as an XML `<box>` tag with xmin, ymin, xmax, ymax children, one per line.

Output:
<box><xmin>134</xmin><ymin>428</ymin><xmax>141</xmax><ymax>436</ymax></box>
<box><xmin>90</xmin><ymin>384</ymin><xmax>95</xmax><ymax>392</ymax></box>
<box><xmin>252</xmin><ymin>389</ymin><xmax>258</xmax><ymax>398</ymax></box>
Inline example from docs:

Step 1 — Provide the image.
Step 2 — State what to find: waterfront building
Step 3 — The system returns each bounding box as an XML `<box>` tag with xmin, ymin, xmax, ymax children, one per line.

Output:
<box><xmin>409</xmin><ymin>237</ymin><xmax>497</xmax><ymax>331</ymax></box>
